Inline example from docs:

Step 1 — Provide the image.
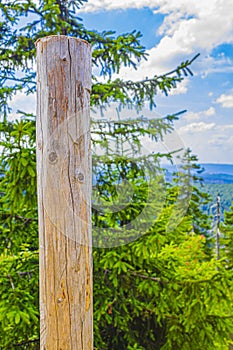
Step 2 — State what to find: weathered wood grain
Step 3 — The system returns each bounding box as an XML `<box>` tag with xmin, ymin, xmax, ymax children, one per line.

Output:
<box><xmin>36</xmin><ymin>35</ymin><xmax>92</xmax><ymax>350</ymax></box>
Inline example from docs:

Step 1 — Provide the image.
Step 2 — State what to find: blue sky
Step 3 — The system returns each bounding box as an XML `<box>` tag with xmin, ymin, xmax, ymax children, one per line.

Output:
<box><xmin>78</xmin><ymin>0</ymin><xmax>233</xmax><ymax>164</ymax></box>
<box><xmin>9</xmin><ymin>0</ymin><xmax>233</xmax><ymax>164</ymax></box>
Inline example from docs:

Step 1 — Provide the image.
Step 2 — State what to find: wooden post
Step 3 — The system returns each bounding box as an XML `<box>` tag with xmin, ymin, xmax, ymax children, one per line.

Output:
<box><xmin>36</xmin><ymin>36</ymin><xmax>92</xmax><ymax>349</ymax></box>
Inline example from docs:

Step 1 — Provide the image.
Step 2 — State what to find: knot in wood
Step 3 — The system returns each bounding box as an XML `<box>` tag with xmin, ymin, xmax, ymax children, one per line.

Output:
<box><xmin>76</xmin><ymin>172</ymin><xmax>84</xmax><ymax>182</ymax></box>
<box><xmin>77</xmin><ymin>173</ymin><xmax>84</xmax><ymax>182</ymax></box>
<box><xmin>48</xmin><ymin>151</ymin><xmax>58</xmax><ymax>164</ymax></box>
<box><xmin>38</xmin><ymin>141</ymin><xmax>42</xmax><ymax>150</ymax></box>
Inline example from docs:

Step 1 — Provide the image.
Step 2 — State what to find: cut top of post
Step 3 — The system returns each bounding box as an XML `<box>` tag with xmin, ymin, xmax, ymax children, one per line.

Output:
<box><xmin>36</xmin><ymin>35</ymin><xmax>91</xmax><ymax>47</ymax></box>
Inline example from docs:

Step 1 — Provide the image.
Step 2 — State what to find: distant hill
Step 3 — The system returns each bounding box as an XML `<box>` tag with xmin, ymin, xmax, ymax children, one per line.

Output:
<box><xmin>163</xmin><ymin>163</ymin><xmax>233</xmax><ymax>184</ymax></box>
<box><xmin>200</xmin><ymin>164</ymin><xmax>233</xmax><ymax>184</ymax></box>
<box><xmin>201</xmin><ymin>163</ymin><xmax>233</xmax><ymax>176</ymax></box>
<box><xmin>199</xmin><ymin>164</ymin><xmax>233</xmax><ymax>214</ymax></box>
<box><xmin>162</xmin><ymin>163</ymin><xmax>233</xmax><ymax>214</ymax></box>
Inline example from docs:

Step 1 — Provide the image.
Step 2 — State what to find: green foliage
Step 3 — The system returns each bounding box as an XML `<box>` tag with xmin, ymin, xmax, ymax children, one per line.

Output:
<box><xmin>0</xmin><ymin>1</ymin><xmax>233</xmax><ymax>349</ymax></box>
<box><xmin>0</xmin><ymin>117</ymin><xmax>37</xmax><ymax>253</ymax></box>
<box><xmin>0</xmin><ymin>117</ymin><xmax>39</xmax><ymax>347</ymax></box>
<box><xmin>220</xmin><ymin>204</ymin><xmax>233</xmax><ymax>267</ymax></box>
<box><xmin>93</xmin><ymin>218</ymin><xmax>233</xmax><ymax>349</ymax></box>
<box><xmin>168</xmin><ymin>149</ymin><xmax>212</xmax><ymax>237</ymax></box>
<box><xmin>0</xmin><ymin>248</ymin><xmax>39</xmax><ymax>349</ymax></box>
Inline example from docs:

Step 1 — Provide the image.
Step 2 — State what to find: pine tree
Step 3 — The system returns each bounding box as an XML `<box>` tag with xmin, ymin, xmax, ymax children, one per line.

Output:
<box><xmin>1</xmin><ymin>1</ymin><xmax>233</xmax><ymax>349</ymax></box>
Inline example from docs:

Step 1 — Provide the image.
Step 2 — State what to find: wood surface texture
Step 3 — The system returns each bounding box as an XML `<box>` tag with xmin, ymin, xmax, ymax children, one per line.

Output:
<box><xmin>36</xmin><ymin>35</ymin><xmax>92</xmax><ymax>350</ymax></box>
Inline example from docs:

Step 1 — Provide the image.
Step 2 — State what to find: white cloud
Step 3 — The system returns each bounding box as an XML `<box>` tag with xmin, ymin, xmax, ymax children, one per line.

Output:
<box><xmin>175</xmin><ymin>122</ymin><xmax>233</xmax><ymax>163</ymax></box>
<box><xmin>208</xmin><ymin>134</ymin><xmax>229</xmax><ymax>146</ymax></box>
<box><xmin>179</xmin><ymin>121</ymin><xmax>215</xmax><ymax>134</ymax></box>
<box><xmin>183</xmin><ymin>111</ymin><xmax>201</xmax><ymax>122</ymax></box>
<box><xmin>159</xmin><ymin>1</ymin><xmax>233</xmax><ymax>48</ymax></box>
<box><xmin>79</xmin><ymin>0</ymin><xmax>233</xmax><ymax>87</ymax></box>
<box><xmin>78</xmin><ymin>0</ymin><xmax>154</xmax><ymax>12</ymax></box>
<box><xmin>169</xmin><ymin>79</ymin><xmax>189</xmax><ymax>95</ymax></box>
<box><xmin>8</xmin><ymin>90</ymin><xmax>36</xmax><ymax>117</ymax></box>
<box><xmin>79</xmin><ymin>0</ymin><xmax>233</xmax><ymax>52</ymax></box>
<box><xmin>227</xmin><ymin>136</ymin><xmax>233</xmax><ymax>146</ymax></box>
<box><xmin>218</xmin><ymin>124</ymin><xmax>233</xmax><ymax>131</ymax></box>
<box><xmin>183</xmin><ymin>107</ymin><xmax>215</xmax><ymax>121</ymax></box>
<box><xmin>151</xmin><ymin>0</ymin><xmax>233</xmax><ymax>74</ymax></box>
<box><xmin>216</xmin><ymin>92</ymin><xmax>233</xmax><ymax>108</ymax></box>
<box><xmin>203</xmin><ymin>107</ymin><xmax>215</xmax><ymax>116</ymax></box>
<box><xmin>198</xmin><ymin>54</ymin><xmax>233</xmax><ymax>77</ymax></box>
<box><xmin>210</xmin><ymin>127</ymin><xmax>233</xmax><ymax>150</ymax></box>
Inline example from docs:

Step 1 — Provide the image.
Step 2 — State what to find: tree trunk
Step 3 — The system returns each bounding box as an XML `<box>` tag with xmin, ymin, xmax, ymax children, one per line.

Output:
<box><xmin>36</xmin><ymin>35</ymin><xmax>92</xmax><ymax>350</ymax></box>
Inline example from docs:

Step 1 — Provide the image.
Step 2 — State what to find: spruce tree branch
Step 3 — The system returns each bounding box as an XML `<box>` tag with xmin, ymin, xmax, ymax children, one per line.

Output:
<box><xmin>129</xmin><ymin>270</ymin><xmax>220</xmax><ymax>285</ymax></box>
<box><xmin>0</xmin><ymin>76</ymin><xmax>36</xmax><ymax>84</ymax></box>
